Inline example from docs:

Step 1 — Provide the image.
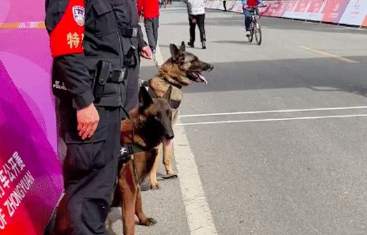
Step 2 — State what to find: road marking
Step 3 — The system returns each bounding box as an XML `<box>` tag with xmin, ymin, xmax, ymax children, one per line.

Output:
<box><xmin>152</xmin><ymin>45</ymin><xmax>218</xmax><ymax>235</ymax></box>
<box><xmin>180</xmin><ymin>106</ymin><xmax>367</xmax><ymax>118</ymax></box>
<box><xmin>177</xmin><ymin>114</ymin><xmax>367</xmax><ymax>126</ymax></box>
<box><xmin>174</xmin><ymin>122</ymin><xmax>219</xmax><ymax>235</ymax></box>
<box><xmin>299</xmin><ymin>46</ymin><xmax>359</xmax><ymax>64</ymax></box>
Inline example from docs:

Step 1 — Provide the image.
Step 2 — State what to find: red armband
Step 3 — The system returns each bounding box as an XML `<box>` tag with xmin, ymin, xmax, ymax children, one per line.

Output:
<box><xmin>50</xmin><ymin>0</ymin><xmax>85</xmax><ymax>58</ymax></box>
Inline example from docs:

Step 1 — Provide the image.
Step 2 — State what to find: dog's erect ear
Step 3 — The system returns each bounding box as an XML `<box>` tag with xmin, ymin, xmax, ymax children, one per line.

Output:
<box><xmin>170</xmin><ymin>43</ymin><xmax>180</xmax><ymax>60</ymax></box>
<box><xmin>139</xmin><ymin>86</ymin><xmax>153</xmax><ymax>110</ymax></box>
<box><xmin>179</xmin><ymin>41</ymin><xmax>186</xmax><ymax>52</ymax></box>
<box><xmin>162</xmin><ymin>85</ymin><xmax>172</xmax><ymax>100</ymax></box>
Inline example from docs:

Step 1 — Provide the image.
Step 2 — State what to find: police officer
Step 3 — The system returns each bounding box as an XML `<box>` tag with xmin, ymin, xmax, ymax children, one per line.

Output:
<box><xmin>45</xmin><ymin>0</ymin><xmax>151</xmax><ymax>234</ymax></box>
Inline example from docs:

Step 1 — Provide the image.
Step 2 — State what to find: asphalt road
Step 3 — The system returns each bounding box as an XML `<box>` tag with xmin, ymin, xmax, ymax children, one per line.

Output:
<box><xmin>108</xmin><ymin>3</ymin><xmax>367</xmax><ymax>235</ymax></box>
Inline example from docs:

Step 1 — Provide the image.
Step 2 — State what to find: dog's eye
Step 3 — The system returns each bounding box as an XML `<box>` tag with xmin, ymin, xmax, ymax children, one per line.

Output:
<box><xmin>154</xmin><ymin>116</ymin><xmax>161</xmax><ymax>122</ymax></box>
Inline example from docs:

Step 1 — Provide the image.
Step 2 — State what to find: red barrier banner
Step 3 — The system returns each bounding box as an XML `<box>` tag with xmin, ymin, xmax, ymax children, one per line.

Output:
<box><xmin>261</xmin><ymin>2</ymin><xmax>274</xmax><ymax>16</ymax></box>
<box><xmin>307</xmin><ymin>0</ymin><xmax>325</xmax><ymax>13</ymax></box>
<box><xmin>283</xmin><ymin>0</ymin><xmax>298</xmax><ymax>18</ymax></box>
<box><xmin>363</xmin><ymin>14</ymin><xmax>367</xmax><ymax>27</ymax></box>
<box><xmin>293</xmin><ymin>0</ymin><xmax>312</xmax><ymax>19</ymax></box>
<box><xmin>322</xmin><ymin>0</ymin><xmax>350</xmax><ymax>23</ymax></box>
<box><xmin>273</xmin><ymin>1</ymin><xmax>289</xmax><ymax>17</ymax></box>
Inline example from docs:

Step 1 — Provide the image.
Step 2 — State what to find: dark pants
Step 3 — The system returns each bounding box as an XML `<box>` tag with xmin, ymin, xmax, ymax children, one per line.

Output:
<box><xmin>223</xmin><ymin>1</ymin><xmax>227</xmax><ymax>11</ymax></box>
<box><xmin>123</xmin><ymin>37</ymin><xmax>141</xmax><ymax>112</ymax></box>
<box><xmin>144</xmin><ymin>17</ymin><xmax>159</xmax><ymax>51</ymax></box>
<box><xmin>243</xmin><ymin>8</ymin><xmax>258</xmax><ymax>31</ymax></box>
<box><xmin>55</xmin><ymin>101</ymin><xmax>121</xmax><ymax>235</ymax></box>
<box><xmin>189</xmin><ymin>14</ymin><xmax>206</xmax><ymax>43</ymax></box>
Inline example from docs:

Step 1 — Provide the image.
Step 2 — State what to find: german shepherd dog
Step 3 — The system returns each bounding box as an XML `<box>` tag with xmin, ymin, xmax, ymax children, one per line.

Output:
<box><xmin>145</xmin><ymin>42</ymin><xmax>214</xmax><ymax>189</ymax></box>
<box><xmin>51</xmin><ymin>86</ymin><xmax>174</xmax><ymax>235</ymax></box>
<box><xmin>109</xmin><ymin>86</ymin><xmax>174</xmax><ymax>235</ymax></box>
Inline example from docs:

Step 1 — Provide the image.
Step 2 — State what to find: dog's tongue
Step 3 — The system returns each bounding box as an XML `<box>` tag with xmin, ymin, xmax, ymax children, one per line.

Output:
<box><xmin>198</xmin><ymin>74</ymin><xmax>208</xmax><ymax>84</ymax></box>
<box><xmin>163</xmin><ymin>139</ymin><xmax>171</xmax><ymax>146</ymax></box>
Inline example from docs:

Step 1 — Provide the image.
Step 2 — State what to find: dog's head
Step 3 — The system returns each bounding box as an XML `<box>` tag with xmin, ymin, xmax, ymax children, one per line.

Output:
<box><xmin>137</xmin><ymin>86</ymin><xmax>174</xmax><ymax>146</ymax></box>
<box><xmin>160</xmin><ymin>42</ymin><xmax>214</xmax><ymax>86</ymax></box>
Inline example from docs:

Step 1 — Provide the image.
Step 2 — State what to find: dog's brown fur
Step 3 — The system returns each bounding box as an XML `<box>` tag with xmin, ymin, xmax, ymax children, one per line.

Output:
<box><xmin>110</xmin><ymin>86</ymin><xmax>174</xmax><ymax>235</ymax></box>
<box><xmin>51</xmin><ymin>87</ymin><xmax>174</xmax><ymax>235</ymax></box>
<box><xmin>147</xmin><ymin>42</ymin><xmax>214</xmax><ymax>189</ymax></box>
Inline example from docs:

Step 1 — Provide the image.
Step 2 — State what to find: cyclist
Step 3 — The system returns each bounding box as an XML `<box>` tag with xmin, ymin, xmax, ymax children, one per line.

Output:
<box><xmin>242</xmin><ymin>0</ymin><xmax>263</xmax><ymax>37</ymax></box>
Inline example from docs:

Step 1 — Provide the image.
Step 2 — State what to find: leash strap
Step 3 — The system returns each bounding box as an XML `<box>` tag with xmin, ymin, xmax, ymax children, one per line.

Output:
<box><xmin>152</xmin><ymin>55</ymin><xmax>161</xmax><ymax>70</ymax></box>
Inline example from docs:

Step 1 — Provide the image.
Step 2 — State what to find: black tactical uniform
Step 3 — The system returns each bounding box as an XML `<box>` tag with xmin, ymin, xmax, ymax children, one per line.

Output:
<box><xmin>45</xmin><ymin>0</ymin><xmax>146</xmax><ymax>234</ymax></box>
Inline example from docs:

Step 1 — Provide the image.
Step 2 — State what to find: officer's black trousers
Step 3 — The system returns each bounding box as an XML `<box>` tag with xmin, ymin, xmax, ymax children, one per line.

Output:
<box><xmin>124</xmin><ymin>37</ymin><xmax>141</xmax><ymax>112</ymax></box>
<box><xmin>55</xmin><ymin>102</ymin><xmax>121</xmax><ymax>235</ymax></box>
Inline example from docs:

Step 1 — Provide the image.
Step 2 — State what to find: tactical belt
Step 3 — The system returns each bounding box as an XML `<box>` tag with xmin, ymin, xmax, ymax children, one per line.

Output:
<box><xmin>120</xmin><ymin>27</ymin><xmax>138</xmax><ymax>38</ymax></box>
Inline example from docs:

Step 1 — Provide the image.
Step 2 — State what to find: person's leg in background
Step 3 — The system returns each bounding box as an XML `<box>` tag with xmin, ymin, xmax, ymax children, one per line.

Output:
<box><xmin>196</xmin><ymin>14</ymin><xmax>206</xmax><ymax>49</ymax></box>
<box><xmin>188</xmin><ymin>15</ymin><xmax>196</xmax><ymax>48</ymax></box>
<box><xmin>223</xmin><ymin>0</ymin><xmax>227</xmax><ymax>11</ymax></box>
<box><xmin>243</xmin><ymin>8</ymin><xmax>252</xmax><ymax>37</ymax></box>
<box><xmin>144</xmin><ymin>18</ymin><xmax>157</xmax><ymax>54</ymax></box>
<box><xmin>152</xmin><ymin>17</ymin><xmax>159</xmax><ymax>54</ymax></box>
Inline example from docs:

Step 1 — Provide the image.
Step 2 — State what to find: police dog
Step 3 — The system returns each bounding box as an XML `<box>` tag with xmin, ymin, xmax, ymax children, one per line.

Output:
<box><xmin>109</xmin><ymin>86</ymin><xmax>174</xmax><ymax>235</ymax></box>
<box><xmin>52</xmin><ymin>87</ymin><xmax>173</xmax><ymax>235</ymax></box>
<box><xmin>145</xmin><ymin>42</ymin><xmax>214</xmax><ymax>189</ymax></box>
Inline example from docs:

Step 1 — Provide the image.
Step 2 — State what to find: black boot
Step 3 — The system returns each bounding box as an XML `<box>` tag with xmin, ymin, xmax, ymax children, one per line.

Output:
<box><xmin>202</xmin><ymin>41</ymin><xmax>206</xmax><ymax>49</ymax></box>
<box><xmin>188</xmin><ymin>41</ymin><xmax>194</xmax><ymax>48</ymax></box>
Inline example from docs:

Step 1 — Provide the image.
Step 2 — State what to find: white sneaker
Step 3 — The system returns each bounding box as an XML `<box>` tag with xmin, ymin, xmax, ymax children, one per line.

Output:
<box><xmin>246</xmin><ymin>31</ymin><xmax>251</xmax><ymax>37</ymax></box>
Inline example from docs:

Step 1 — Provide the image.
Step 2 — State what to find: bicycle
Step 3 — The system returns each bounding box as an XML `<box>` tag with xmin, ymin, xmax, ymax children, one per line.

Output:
<box><xmin>245</xmin><ymin>7</ymin><xmax>262</xmax><ymax>45</ymax></box>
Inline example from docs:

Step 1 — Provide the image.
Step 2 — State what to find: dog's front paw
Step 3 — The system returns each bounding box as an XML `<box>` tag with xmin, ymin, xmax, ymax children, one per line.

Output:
<box><xmin>140</xmin><ymin>217</ymin><xmax>157</xmax><ymax>226</ymax></box>
<box><xmin>162</xmin><ymin>172</ymin><xmax>178</xmax><ymax>179</ymax></box>
<box><xmin>150</xmin><ymin>183</ymin><xmax>161</xmax><ymax>190</ymax></box>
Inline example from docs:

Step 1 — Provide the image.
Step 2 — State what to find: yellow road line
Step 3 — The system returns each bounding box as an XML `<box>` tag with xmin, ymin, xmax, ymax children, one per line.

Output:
<box><xmin>299</xmin><ymin>46</ymin><xmax>359</xmax><ymax>64</ymax></box>
<box><xmin>0</xmin><ymin>22</ymin><xmax>45</xmax><ymax>29</ymax></box>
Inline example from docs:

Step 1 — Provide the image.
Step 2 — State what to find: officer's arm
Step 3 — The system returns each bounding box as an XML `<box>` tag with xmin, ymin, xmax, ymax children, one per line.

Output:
<box><xmin>138</xmin><ymin>26</ymin><xmax>148</xmax><ymax>51</ymax></box>
<box><xmin>45</xmin><ymin>0</ymin><xmax>94</xmax><ymax>110</ymax></box>
<box><xmin>187</xmin><ymin>0</ymin><xmax>193</xmax><ymax>15</ymax></box>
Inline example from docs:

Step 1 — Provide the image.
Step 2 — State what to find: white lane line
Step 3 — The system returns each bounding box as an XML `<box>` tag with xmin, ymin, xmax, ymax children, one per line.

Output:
<box><xmin>174</xmin><ymin>122</ymin><xmax>219</xmax><ymax>235</ymax></box>
<box><xmin>177</xmin><ymin>114</ymin><xmax>367</xmax><ymax>126</ymax></box>
<box><xmin>180</xmin><ymin>106</ymin><xmax>367</xmax><ymax>118</ymax></box>
<box><xmin>154</xmin><ymin>45</ymin><xmax>218</xmax><ymax>235</ymax></box>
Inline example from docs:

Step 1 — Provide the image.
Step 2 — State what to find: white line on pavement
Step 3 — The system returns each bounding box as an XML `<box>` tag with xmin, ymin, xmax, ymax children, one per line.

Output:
<box><xmin>174</xmin><ymin>122</ymin><xmax>219</xmax><ymax>235</ymax></box>
<box><xmin>177</xmin><ymin>114</ymin><xmax>367</xmax><ymax>126</ymax></box>
<box><xmin>180</xmin><ymin>106</ymin><xmax>367</xmax><ymax>118</ymax></box>
<box><xmin>154</xmin><ymin>45</ymin><xmax>218</xmax><ymax>235</ymax></box>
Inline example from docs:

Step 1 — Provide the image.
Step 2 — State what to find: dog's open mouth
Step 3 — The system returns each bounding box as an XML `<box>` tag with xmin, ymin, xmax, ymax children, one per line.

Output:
<box><xmin>189</xmin><ymin>71</ymin><xmax>208</xmax><ymax>84</ymax></box>
<box><xmin>162</xmin><ymin>138</ymin><xmax>172</xmax><ymax>146</ymax></box>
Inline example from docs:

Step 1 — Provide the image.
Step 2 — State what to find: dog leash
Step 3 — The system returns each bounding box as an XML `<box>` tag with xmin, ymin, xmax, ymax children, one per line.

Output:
<box><xmin>152</xmin><ymin>54</ymin><xmax>161</xmax><ymax>70</ymax></box>
<box><xmin>121</xmin><ymin>108</ymin><xmax>141</xmax><ymax>190</ymax></box>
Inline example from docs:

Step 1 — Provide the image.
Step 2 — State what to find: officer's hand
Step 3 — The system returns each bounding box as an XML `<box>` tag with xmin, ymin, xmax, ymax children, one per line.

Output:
<box><xmin>77</xmin><ymin>103</ymin><xmax>100</xmax><ymax>140</ymax></box>
<box><xmin>140</xmin><ymin>46</ymin><xmax>153</xmax><ymax>59</ymax></box>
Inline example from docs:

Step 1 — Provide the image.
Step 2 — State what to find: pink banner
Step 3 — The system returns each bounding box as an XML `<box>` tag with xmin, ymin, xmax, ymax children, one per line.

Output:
<box><xmin>273</xmin><ymin>1</ymin><xmax>289</xmax><ymax>17</ymax></box>
<box><xmin>307</xmin><ymin>0</ymin><xmax>325</xmax><ymax>13</ymax></box>
<box><xmin>0</xmin><ymin>0</ymin><xmax>63</xmax><ymax>234</ymax></box>
<box><xmin>322</xmin><ymin>0</ymin><xmax>350</xmax><ymax>23</ymax></box>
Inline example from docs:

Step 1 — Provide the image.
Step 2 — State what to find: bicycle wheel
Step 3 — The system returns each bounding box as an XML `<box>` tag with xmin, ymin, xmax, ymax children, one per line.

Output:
<box><xmin>248</xmin><ymin>24</ymin><xmax>254</xmax><ymax>42</ymax></box>
<box><xmin>254</xmin><ymin>21</ymin><xmax>262</xmax><ymax>45</ymax></box>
